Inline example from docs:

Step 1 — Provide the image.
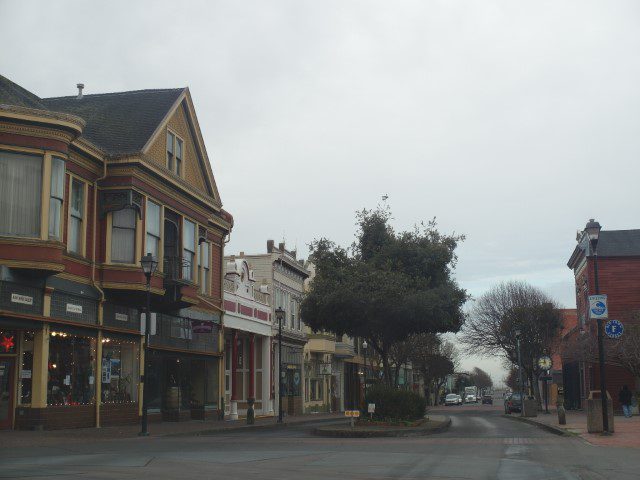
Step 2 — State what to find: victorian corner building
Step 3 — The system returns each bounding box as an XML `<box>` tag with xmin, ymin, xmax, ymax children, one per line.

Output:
<box><xmin>0</xmin><ymin>75</ymin><xmax>232</xmax><ymax>430</ymax></box>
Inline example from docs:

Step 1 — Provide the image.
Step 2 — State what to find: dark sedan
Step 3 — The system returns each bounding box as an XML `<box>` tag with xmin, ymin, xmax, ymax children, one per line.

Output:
<box><xmin>504</xmin><ymin>392</ymin><xmax>522</xmax><ymax>413</ymax></box>
<box><xmin>481</xmin><ymin>394</ymin><xmax>493</xmax><ymax>405</ymax></box>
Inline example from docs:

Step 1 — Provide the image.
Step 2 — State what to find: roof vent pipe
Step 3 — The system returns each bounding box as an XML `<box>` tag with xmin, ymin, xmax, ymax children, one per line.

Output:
<box><xmin>76</xmin><ymin>83</ymin><xmax>84</xmax><ymax>99</ymax></box>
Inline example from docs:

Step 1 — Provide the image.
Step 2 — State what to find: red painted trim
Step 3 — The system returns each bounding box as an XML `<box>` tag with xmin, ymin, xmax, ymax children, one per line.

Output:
<box><xmin>224</xmin><ymin>300</ymin><xmax>237</xmax><ymax>312</ymax></box>
<box><xmin>239</xmin><ymin>304</ymin><xmax>253</xmax><ymax>317</ymax></box>
<box><xmin>0</xmin><ymin>133</ymin><xmax>68</xmax><ymax>154</ymax></box>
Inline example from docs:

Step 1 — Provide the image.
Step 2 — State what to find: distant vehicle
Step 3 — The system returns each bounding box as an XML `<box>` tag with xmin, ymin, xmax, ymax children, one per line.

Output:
<box><xmin>465</xmin><ymin>394</ymin><xmax>477</xmax><ymax>403</ymax></box>
<box><xmin>445</xmin><ymin>393</ymin><xmax>462</xmax><ymax>406</ymax></box>
<box><xmin>504</xmin><ymin>392</ymin><xmax>522</xmax><ymax>413</ymax></box>
<box><xmin>464</xmin><ymin>386</ymin><xmax>478</xmax><ymax>403</ymax></box>
<box><xmin>482</xmin><ymin>394</ymin><xmax>493</xmax><ymax>405</ymax></box>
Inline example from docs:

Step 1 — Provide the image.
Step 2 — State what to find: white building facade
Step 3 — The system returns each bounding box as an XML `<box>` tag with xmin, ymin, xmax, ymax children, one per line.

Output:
<box><xmin>223</xmin><ymin>258</ymin><xmax>273</xmax><ymax>419</ymax></box>
<box><xmin>242</xmin><ymin>241</ymin><xmax>309</xmax><ymax>416</ymax></box>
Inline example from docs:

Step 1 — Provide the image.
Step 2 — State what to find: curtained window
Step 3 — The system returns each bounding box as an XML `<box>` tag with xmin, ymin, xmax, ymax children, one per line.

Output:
<box><xmin>0</xmin><ymin>151</ymin><xmax>42</xmax><ymax>237</ymax></box>
<box><xmin>68</xmin><ymin>179</ymin><xmax>85</xmax><ymax>254</ymax></box>
<box><xmin>111</xmin><ymin>208</ymin><xmax>136</xmax><ymax>264</ymax></box>
<box><xmin>48</xmin><ymin>157</ymin><xmax>65</xmax><ymax>240</ymax></box>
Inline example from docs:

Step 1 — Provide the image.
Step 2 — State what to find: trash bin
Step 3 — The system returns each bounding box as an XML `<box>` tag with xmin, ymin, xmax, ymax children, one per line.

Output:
<box><xmin>523</xmin><ymin>397</ymin><xmax>538</xmax><ymax>417</ymax></box>
<box><xmin>587</xmin><ymin>390</ymin><xmax>614</xmax><ymax>433</ymax></box>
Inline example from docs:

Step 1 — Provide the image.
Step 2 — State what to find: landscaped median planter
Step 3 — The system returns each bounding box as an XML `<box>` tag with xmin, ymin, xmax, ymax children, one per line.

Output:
<box><xmin>312</xmin><ymin>415</ymin><xmax>451</xmax><ymax>438</ymax></box>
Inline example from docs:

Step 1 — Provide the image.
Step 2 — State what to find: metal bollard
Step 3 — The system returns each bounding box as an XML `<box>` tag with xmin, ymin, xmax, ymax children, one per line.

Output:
<box><xmin>557</xmin><ymin>404</ymin><xmax>566</xmax><ymax>425</ymax></box>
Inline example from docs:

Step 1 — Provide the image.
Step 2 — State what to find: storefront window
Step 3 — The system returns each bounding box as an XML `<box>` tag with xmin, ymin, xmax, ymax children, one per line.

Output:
<box><xmin>47</xmin><ymin>331</ymin><xmax>96</xmax><ymax>406</ymax></box>
<box><xmin>20</xmin><ymin>331</ymin><xmax>34</xmax><ymax>404</ymax></box>
<box><xmin>101</xmin><ymin>338</ymin><xmax>140</xmax><ymax>403</ymax></box>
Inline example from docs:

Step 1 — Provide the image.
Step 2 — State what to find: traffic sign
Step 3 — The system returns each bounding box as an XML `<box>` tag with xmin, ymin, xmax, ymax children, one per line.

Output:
<box><xmin>605</xmin><ymin>319</ymin><xmax>624</xmax><ymax>339</ymax></box>
<box><xmin>589</xmin><ymin>295</ymin><xmax>608</xmax><ymax>319</ymax></box>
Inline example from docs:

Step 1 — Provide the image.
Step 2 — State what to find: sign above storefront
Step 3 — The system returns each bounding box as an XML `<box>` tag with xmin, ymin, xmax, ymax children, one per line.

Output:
<box><xmin>11</xmin><ymin>293</ymin><xmax>33</xmax><ymax>305</ymax></box>
<box><xmin>66</xmin><ymin>303</ymin><xmax>83</xmax><ymax>314</ymax></box>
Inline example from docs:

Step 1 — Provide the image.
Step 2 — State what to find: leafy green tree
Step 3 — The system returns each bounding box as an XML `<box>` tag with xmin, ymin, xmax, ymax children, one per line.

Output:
<box><xmin>301</xmin><ymin>207</ymin><xmax>467</xmax><ymax>385</ymax></box>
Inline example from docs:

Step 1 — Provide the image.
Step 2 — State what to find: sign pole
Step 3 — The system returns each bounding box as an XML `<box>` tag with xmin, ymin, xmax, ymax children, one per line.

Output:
<box><xmin>591</xmin><ymin>250</ymin><xmax>610</xmax><ymax>435</ymax></box>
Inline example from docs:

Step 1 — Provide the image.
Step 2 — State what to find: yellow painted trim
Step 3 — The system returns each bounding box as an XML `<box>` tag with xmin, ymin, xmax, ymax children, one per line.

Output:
<box><xmin>180</xmin><ymin>294</ymin><xmax>200</xmax><ymax>305</ymax></box>
<box><xmin>166</xmin><ymin>127</ymin><xmax>186</xmax><ymax>179</ymax></box>
<box><xmin>43</xmin><ymin>292</ymin><xmax>52</xmax><ymax>317</ymax></box>
<box><xmin>0</xmin><ymin>108</ymin><xmax>84</xmax><ymax>134</ymax></box>
<box><xmin>0</xmin><ymin>260</ymin><xmax>64</xmax><ymax>272</ymax></box>
<box><xmin>0</xmin><ymin>144</ymin><xmax>46</xmax><ymax>155</ymax></box>
<box><xmin>141</xmin><ymin>90</ymin><xmax>186</xmax><ymax>154</ymax></box>
<box><xmin>31</xmin><ymin>324</ymin><xmax>50</xmax><ymax>408</ymax></box>
<box><xmin>135</xmin><ymin>210</ymin><xmax>142</xmax><ymax>265</ymax></box>
<box><xmin>100</xmin><ymin>282</ymin><xmax>165</xmax><ymax>296</ymax></box>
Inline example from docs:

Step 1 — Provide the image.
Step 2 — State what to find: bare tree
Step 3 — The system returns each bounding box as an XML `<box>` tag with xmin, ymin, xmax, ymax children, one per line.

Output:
<box><xmin>461</xmin><ymin>281</ymin><xmax>563</xmax><ymax>406</ymax></box>
<box><xmin>469</xmin><ymin>367</ymin><xmax>493</xmax><ymax>391</ymax></box>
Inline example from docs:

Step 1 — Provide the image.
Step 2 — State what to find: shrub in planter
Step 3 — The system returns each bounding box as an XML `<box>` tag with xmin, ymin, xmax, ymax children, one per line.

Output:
<box><xmin>365</xmin><ymin>384</ymin><xmax>427</xmax><ymax>421</ymax></box>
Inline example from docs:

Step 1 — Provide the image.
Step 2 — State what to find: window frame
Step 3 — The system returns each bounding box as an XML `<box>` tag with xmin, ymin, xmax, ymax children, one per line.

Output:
<box><xmin>67</xmin><ymin>176</ymin><xmax>88</xmax><ymax>256</ymax></box>
<box><xmin>110</xmin><ymin>208</ymin><xmax>138</xmax><ymax>265</ymax></box>
<box><xmin>199</xmin><ymin>240</ymin><xmax>210</xmax><ymax>295</ymax></box>
<box><xmin>48</xmin><ymin>157</ymin><xmax>65</xmax><ymax>240</ymax></box>
<box><xmin>145</xmin><ymin>199</ymin><xmax>162</xmax><ymax>265</ymax></box>
<box><xmin>166</xmin><ymin>129</ymin><xmax>185</xmax><ymax>178</ymax></box>
<box><xmin>182</xmin><ymin>218</ymin><xmax>196</xmax><ymax>282</ymax></box>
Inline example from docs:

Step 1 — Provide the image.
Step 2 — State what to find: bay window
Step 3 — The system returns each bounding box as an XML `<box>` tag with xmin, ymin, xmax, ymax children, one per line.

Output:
<box><xmin>199</xmin><ymin>241</ymin><xmax>210</xmax><ymax>294</ymax></box>
<box><xmin>145</xmin><ymin>200</ymin><xmax>161</xmax><ymax>260</ymax></box>
<box><xmin>182</xmin><ymin>219</ymin><xmax>195</xmax><ymax>281</ymax></box>
<box><xmin>111</xmin><ymin>208</ymin><xmax>136</xmax><ymax>264</ymax></box>
<box><xmin>0</xmin><ymin>151</ymin><xmax>42</xmax><ymax>237</ymax></box>
<box><xmin>68</xmin><ymin>179</ymin><xmax>85</xmax><ymax>254</ymax></box>
<box><xmin>48</xmin><ymin>157</ymin><xmax>65</xmax><ymax>240</ymax></box>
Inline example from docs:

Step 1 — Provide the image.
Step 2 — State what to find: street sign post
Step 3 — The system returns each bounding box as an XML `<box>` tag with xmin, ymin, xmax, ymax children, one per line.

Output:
<box><xmin>605</xmin><ymin>319</ymin><xmax>624</xmax><ymax>339</ymax></box>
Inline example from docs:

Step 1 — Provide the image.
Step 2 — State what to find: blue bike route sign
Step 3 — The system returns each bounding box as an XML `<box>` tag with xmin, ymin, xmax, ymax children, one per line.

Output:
<box><xmin>605</xmin><ymin>319</ymin><xmax>624</xmax><ymax>339</ymax></box>
<box><xmin>589</xmin><ymin>294</ymin><xmax>608</xmax><ymax>319</ymax></box>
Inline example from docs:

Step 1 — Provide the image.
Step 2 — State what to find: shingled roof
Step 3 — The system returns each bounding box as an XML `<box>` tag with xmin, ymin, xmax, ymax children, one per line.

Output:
<box><xmin>43</xmin><ymin>88</ymin><xmax>184</xmax><ymax>156</ymax></box>
<box><xmin>568</xmin><ymin>229</ymin><xmax>640</xmax><ymax>268</ymax></box>
<box><xmin>0</xmin><ymin>74</ymin><xmax>49</xmax><ymax>110</ymax></box>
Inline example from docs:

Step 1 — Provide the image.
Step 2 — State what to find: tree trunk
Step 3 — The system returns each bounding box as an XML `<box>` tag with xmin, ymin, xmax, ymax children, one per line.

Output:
<box><xmin>381</xmin><ymin>350</ymin><xmax>392</xmax><ymax>387</ymax></box>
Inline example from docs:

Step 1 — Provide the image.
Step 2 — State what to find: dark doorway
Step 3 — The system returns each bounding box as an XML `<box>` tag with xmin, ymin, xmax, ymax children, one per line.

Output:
<box><xmin>0</xmin><ymin>358</ymin><xmax>15</xmax><ymax>429</ymax></box>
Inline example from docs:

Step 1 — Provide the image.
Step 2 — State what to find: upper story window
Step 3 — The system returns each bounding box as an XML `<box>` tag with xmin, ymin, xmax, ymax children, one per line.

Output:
<box><xmin>145</xmin><ymin>200</ymin><xmax>161</xmax><ymax>259</ymax></box>
<box><xmin>48</xmin><ymin>157</ymin><xmax>65</xmax><ymax>240</ymax></box>
<box><xmin>290</xmin><ymin>298</ymin><xmax>296</xmax><ymax>329</ymax></box>
<box><xmin>182</xmin><ymin>219</ymin><xmax>195</xmax><ymax>281</ymax></box>
<box><xmin>0</xmin><ymin>151</ymin><xmax>42</xmax><ymax>237</ymax></box>
<box><xmin>68</xmin><ymin>179</ymin><xmax>85</xmax><ymax>255</ymax></box>
<box><xmin>199</xmin><ymin>241</ymin><xmax>210</xmax><ymax>295</ymax></box>
<box><xmin>166</xmin><ymin>131</ymin><xmax>184</xmax><ymax>177</ymax></box>
<box><xmin>111</xmin><ymin>209</ymin><xmax>136</xmax><ymax>264</ymax></box>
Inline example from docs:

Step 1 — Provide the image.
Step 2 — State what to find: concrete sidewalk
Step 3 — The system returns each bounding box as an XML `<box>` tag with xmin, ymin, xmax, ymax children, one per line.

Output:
<box><xmin>506</xmin><ymin>409</ymin><xmax>640</xmax><ymax>448</ymax></box>
<box><xmin>0</xmin><ymin>413</ymin><xmax>345</xmax><ymax>448</ymax></box>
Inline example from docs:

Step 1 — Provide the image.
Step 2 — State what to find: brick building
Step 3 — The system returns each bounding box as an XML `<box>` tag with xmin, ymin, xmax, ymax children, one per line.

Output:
<box><xmin>565</xmin><ymin>221</ymin><xmax>640</xmax><ymax>412</ymax></box>
<box><xmin>0</xmin><ymin>75</ymin><xmax>232</xmax><ymax>429</ymax></box>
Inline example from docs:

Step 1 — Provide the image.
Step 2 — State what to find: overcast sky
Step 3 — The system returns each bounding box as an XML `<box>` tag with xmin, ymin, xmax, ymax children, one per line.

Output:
<box><xmin>3</xmin><ymin>0</ymin><xmax>640</xmax><ymax>383</ymax></box>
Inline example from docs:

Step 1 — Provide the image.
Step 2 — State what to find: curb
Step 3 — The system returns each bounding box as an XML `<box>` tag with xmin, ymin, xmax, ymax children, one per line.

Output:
<box><xmin>502</xmin><ymin>414</ymin><xmax>571</xmax><ymax>436</ymax></box>
<box><xmin>312</xmin><ymin>416</ymin><xmax>451</xmax><ymax>438</ymax></box>
<box><xmin>167</xmin><ymin>416</ymin><xmax>348</xmax><ymax>437</ymax></box>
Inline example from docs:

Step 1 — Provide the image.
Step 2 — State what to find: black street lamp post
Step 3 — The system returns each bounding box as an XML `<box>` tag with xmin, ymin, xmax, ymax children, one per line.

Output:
<box><xmin>362</xmin><ymin>340</ymin><xmax>368</xmax><ymax>402</ymax></box>
<box><xmin>140</xmin><ymin>252</ymin><xmax>158</xmax><ymax>437</ymax></box>
<box><xmin>515</xmin><ymin>329</ymin><xmax>524</xmax><ymax>417</ymax></box>
<box><xmin>586</xmin><ymin>219</ymin><xmax>610</xmax><ymax>434</ymax></box>
<box><xmin>275</xmin><ymin>306</ymin><xmax>285</xmax><ymax>423</ymax></box>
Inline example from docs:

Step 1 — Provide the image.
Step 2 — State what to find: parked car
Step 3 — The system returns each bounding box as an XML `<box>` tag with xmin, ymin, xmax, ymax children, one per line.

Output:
<box><xmin>504</xmin><ymin>392</ymin><xmax>522</xmax><ymax>413</ymax></box>
<box><xmin>445</xmin><ymin>393</ymin><xmax>462</xmax><ymax>406</ymax></box>
<box><xmin>465</xmin><ymin>394</ymin><xmax>477</xmax><ymax>403</ymax></box>
<box><xmin>482</xmin><ymin>394</ymin><xmax>493</xmax><ymax>405</ymax></box>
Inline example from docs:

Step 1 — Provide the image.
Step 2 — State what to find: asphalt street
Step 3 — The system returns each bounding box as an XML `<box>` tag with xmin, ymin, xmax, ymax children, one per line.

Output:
<box><xmin>1</xmin><ymin>405</ymin><xmax>639</xmax><ymax>479</ymax></box>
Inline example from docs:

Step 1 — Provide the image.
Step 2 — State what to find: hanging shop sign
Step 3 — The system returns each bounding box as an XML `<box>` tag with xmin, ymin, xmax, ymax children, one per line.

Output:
<box><xmin>66</xmin><ymin>303</ymin><xmax>83</xmax><ymax>314</ymax></box>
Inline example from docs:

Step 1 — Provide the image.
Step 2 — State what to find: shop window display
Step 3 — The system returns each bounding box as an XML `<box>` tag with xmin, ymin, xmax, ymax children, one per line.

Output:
<box><xmin>47</xmin><ymin>332</ymin><xmax>96</xmax><ymax>406</ymax></box>
<box><xmin>19</xmin><ymin>331</ymin><xmax>34</xmax><ymax>404</ymax></box>
<box><xmin>101</xmin><ymin>338</ymin><xmax>140</xmax><ymax>403</ymax></box>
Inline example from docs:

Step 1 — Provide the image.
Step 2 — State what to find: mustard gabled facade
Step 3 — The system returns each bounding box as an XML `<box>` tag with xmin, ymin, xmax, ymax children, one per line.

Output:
<box><xmin>0</xmin><ymin>75</ymin><xmax>232</xmax><ymax>430</ymax></box>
